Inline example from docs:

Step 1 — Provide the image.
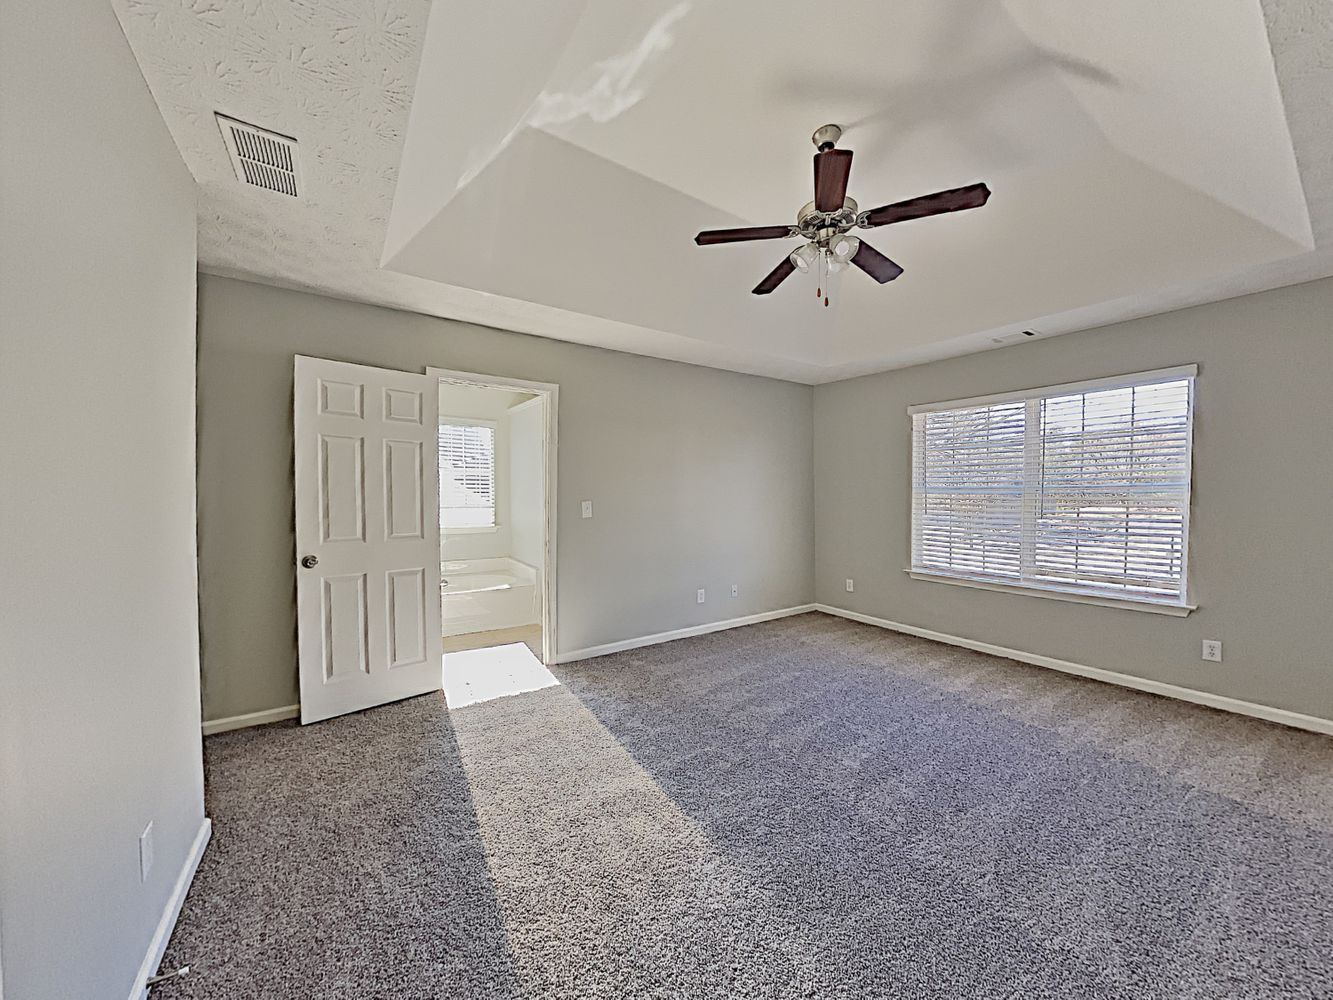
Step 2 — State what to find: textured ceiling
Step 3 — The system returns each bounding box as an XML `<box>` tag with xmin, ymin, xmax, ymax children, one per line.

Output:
<box><xmin>112</xmin><ymin>0</ymin><xmax>793</xmax><ymax>380</ymax></box>
<box><xmin>114</xmin><ymin>0</ymin><xmax>420</xmax><ymax>289</ymax></box>
<box><xmin>113</xmin><ymin>0</ymin><xmax>1333</xmax><ymax>384</ymax></box>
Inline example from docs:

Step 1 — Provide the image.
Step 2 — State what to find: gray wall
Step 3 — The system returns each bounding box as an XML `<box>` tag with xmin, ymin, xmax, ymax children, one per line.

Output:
<box><xmin>509</xmin><ymin>399</ymin><xmax>546</xmax><ymax>573</ymax></box>
<box><xmin>196</xmin><ymin>275</ymin><xmax>815</xmax><ymax>722</ymax></box>
<box><xmin>0</xmin><ymin>2</ymin><xmax>205</xmax><ymax>998</ymax></box>
<box><xmin>814</xmin><ymin>277</ymin><xmax>1333</xmax><ymax>720</ymax></box>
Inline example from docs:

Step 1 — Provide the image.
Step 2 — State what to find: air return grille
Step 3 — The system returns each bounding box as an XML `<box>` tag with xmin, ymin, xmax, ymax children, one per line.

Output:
<box><xmin>990</xmin><ymin>329</ymin><xmax>1041</xmax><ymax>346</ymax></box>
<box><xmin>216</xmin><ymin>114</ymin><xmax>300</xmax><ymax>197</ymax></box>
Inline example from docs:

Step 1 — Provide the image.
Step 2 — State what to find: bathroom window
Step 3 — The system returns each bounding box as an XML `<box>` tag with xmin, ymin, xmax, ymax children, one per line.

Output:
<box><xmin>438</xmin><ymin>419</ymin><xmax>496</xmax><ymax>532</ymax></box>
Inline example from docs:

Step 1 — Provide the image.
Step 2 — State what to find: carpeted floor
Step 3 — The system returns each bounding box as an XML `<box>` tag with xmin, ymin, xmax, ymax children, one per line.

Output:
<box><xmin>156</xmin><ymin>613</ymin><xmax>1333</xmax><ymax>999</ymax></box>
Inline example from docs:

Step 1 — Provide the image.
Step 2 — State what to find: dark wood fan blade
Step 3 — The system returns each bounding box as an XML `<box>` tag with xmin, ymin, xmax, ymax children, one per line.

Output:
<box><xmin>814</xmin><ymin>149</ymin><xmax>853</xmax><ymax>212</ymax></box>
<box><xmin>850</xmin><ymin>240</ymin><xmax>904</xmax><ymax>283</ymax></box>
<box><xmin>752</xmin><ymin>257</ymin><xmax>796</xmax><ymax>295</ymax></box>
<box><xmin>695</xmin><ymin>225</ymin><xmax>793</xmax><ymax>246</ymax></box>
<box><xmin>861</xmin><ymin>182</ymin><xmax>990</xmax><ymax>228</ymax></box>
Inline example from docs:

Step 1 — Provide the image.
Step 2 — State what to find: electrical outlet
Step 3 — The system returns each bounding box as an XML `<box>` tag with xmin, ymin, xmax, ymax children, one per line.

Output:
<box><xmin>845</xmin><ymin>578</ymin><xmax>854</xmax><ymax>593</ymax></box>
<box><xmin>1201</xmin><ymin>639</ymin><xmax>1223</xmax><ymax>663</ymax></box>
<box><xmin>139</xmin><ymin>822</ymin><xmax>154</xmax><ymax>883</ymax></box>
<box><xmin>730</xmin><ymin>584</ymin><xmax>739</xmax><ymax>598</ymax></box>
<box><xmin>581</xmin><ymin>500</ymin><xmax>593</xmax><ymax>519</ymax></box>
<box><xmin>696</xmin><ymin>588</ymin><xmax>706</xmax><ymax>604</ymax></box>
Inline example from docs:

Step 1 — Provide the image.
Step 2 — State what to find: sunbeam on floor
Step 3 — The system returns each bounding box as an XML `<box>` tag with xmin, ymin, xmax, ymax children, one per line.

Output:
<box><xmin>158</xmin><ymin>616</ymin><xmax>1333</xmax><ymax>998</ymax></box>
<box><xmin>443</xmin><ymin>642</ymin><xmax>559</xmax><ymax>708</ymax></box>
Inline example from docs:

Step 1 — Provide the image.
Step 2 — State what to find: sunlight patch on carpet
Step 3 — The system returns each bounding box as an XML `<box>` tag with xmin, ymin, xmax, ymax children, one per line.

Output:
<box><xmin>443</xmin><ymin>642</ymin><xmax>559</xmax><ymax>708</ymax></box>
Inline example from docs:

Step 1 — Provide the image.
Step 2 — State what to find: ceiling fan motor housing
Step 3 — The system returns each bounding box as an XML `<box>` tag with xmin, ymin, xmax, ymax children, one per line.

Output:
<box><xmin>796</xmin><ymin>197</ymin><xmax>858</xmax><ymax>246</ymax></box>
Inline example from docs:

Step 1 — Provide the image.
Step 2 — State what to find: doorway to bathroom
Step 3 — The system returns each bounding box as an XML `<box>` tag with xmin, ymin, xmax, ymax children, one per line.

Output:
<box><xmin>429</xmin><ymin>368</ymin><xmax>558</xmax><ymax>707</ymax></box>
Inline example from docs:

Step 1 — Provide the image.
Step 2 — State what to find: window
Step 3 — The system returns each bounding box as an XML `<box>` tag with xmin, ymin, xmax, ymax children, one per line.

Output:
<box><xmin>909</xmin><ymin>366</ymin><xmax>1195</xmax><ymax>612</ymax></box>
<box><xmin>438</xmin><ymin>419</ymin><xmax>496</xmax><ymax>531</ymax></box>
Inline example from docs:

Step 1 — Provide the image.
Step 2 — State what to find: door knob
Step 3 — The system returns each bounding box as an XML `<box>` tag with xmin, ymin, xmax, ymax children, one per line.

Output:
<box><xmin>300</xmin><ymin>555</ymin><xmax>319</xmax><ymax>569</ymax></box>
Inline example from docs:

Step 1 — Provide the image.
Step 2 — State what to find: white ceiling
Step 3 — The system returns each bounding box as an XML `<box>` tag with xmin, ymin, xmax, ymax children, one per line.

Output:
<box><xmin>114</xmin><ymin>0</ymin><xmax>1333</xmax><ymax>384</ymax></box>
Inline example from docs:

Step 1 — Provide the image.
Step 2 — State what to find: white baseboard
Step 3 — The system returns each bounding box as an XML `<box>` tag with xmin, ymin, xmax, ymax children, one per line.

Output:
<box><xmin>202</xmin><ymin>704</ymin><xmax>299</xmax><ymax>735</ymax></box>
<box><xmin>553</xmin><ymin>604</ymin><xmax>817</xmax><ymax>664</ymax></box>
<box><xmin>205</xmin><ymin>609</ymin><xmax>819</xmax><ymax>723</ymax></box>
<box><xmin>814</xmin><ymin>604</ymin><xmax>1333</xmax><ymax>737</ymax></box>
<box><xmin>128</xmin><ymin>817</ymin><xmax>211</xmax><ymax>1000</ymax></box>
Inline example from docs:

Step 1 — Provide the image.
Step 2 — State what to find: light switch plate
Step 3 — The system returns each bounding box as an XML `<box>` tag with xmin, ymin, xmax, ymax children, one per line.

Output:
<box><xmin>581</xmin><ymin>500</ymin><xmax>593</xmax><ymax>519</ymax></box>
<box><xmin>845</xmin><ymin>578</ymin><xmax>854</xmax><ymax>593</ymax></box>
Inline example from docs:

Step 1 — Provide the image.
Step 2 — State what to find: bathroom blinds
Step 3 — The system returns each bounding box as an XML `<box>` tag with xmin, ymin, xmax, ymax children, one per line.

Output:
<box><xmin>909</xmin><ymin>366</ymin><xmax>1195</xmax><ymax>607</ymax></box>
<box><xmin>438</xmin><ymin>421</ymin><xmax>496</xmax><ymax>529</ymax></box>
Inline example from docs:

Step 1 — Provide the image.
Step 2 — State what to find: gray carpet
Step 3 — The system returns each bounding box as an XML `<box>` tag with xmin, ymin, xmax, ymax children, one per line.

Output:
<box><xmin>156</xmin><ymin>613</ymin><xmax>1333</xmax><ymax>999</ymax></box>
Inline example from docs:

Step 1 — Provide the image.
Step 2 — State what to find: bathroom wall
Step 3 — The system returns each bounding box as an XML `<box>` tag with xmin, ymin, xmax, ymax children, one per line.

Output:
<box><xmin>508</xmin><ymin>396</ymin><xmax>546</xmax><ymax>578</ymax></box>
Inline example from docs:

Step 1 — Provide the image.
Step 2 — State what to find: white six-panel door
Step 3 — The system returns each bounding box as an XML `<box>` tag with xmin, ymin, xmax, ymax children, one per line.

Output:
<box><xmin>294</xmin><ymin>356</ymin><xmax>442</xmax><ymax>724</ymax></box>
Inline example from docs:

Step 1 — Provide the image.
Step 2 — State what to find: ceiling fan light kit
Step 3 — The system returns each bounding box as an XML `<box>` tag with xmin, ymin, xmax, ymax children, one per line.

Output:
<box><xmin>695</xmin><ymin>124</ymin><xmax>991</xmax><ymax>298</ymax></box>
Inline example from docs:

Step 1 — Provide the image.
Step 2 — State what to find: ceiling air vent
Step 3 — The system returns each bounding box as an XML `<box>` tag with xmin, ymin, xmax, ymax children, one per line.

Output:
<box><xmin>216</xmin><ymin>114</ymin><xmax>300</xmax><ymax>197</ymax></box>
<box><xmin>990</xmin><ymin>329</ymin><xmax>1041</xmax><ymax>345</ymax></box>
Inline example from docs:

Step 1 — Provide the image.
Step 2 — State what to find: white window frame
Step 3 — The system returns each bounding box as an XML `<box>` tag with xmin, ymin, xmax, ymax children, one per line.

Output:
<box><xmin>907</xmin><ymin>365</ymin><xmax>1197</xmax><ymax>616</ymax></box>
<box><xmin>438</xmin><ymin>415</ymin><xmax>498</xmax><ymax>535</ymax></box>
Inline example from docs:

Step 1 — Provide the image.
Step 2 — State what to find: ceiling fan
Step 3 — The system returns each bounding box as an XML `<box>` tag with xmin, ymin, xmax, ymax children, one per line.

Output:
<box><xmin>694</xmin><ymin>124</ymin><xmax>990</xmax><ymax>300</ymax></box>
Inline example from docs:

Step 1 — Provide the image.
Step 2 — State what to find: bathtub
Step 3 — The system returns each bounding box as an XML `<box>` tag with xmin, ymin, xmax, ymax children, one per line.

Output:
<box><xmin>441</xmin><ymin>557</ymin><xmax>539</xmax><ymax>637</ymax></box>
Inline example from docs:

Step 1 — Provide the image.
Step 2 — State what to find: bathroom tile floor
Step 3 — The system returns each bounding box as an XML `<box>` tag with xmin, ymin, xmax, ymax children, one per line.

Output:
<box><xmin>442</xmin><ymin>624</ymin><xmax>542</xmax><ymax>658</ymax></box>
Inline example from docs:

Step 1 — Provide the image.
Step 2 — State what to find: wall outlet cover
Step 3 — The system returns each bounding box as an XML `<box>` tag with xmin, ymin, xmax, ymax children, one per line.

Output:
<box><xmin>1202</xmin><ymin>639</ymin><xmax>1223</xmax><ymax>662</ymax></box>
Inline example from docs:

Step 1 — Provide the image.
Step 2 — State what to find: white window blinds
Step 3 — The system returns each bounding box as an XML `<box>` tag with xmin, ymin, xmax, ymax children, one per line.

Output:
<box><xmin>910</xmin><ymin>366</ymin><xmax>1195</xmax><ymax>607</ymax></box>
<box><xmin>438</xmin><ymin>421</ymin><xmax>496</xmax><ymax>530</ymax></box>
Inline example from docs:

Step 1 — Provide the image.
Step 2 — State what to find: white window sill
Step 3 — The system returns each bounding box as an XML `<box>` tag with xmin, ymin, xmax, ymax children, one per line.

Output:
<box><xmin>445</xmin><ymin>525</ymin><xmax>498</xmax><ymax>535</ymax></box>
<box><xmin>905</xmin><ymin>570</ymin><xmax>1195</xmax><ymax>617</ymax></box>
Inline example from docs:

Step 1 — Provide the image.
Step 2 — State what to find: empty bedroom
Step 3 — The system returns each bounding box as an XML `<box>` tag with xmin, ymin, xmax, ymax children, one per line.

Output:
<box><xmin>3</xmin><ymin>1</ymin><xmax>1332</xmax><ymax>998</ymax></box>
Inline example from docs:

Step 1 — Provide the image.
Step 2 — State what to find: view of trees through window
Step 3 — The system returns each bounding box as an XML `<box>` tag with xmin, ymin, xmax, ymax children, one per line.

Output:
<box><xmin>911</xmin><ymin>374</ymin><xmax>1194</xmax><ymax>603</ymax></box>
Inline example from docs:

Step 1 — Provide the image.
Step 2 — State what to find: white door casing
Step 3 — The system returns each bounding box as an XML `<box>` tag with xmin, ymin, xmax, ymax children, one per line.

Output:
<box><xmin>294</xmin><ymin>356</ymin><xmax>442</xmax><ymax>723</ymax></box>
<box><xmin>427</xmin><ymin>367</ymin><xmax>559</xmax><ymax>665</ymax></box>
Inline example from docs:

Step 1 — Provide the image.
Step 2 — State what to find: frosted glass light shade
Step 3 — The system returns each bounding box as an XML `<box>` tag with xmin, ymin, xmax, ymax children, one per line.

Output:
<box><xmin>829</xmin><ymin>234</ymin><xmax>860</xmax><ymax>262</ymax></box>
<box><xmin>789</xmin><ymin>243</ymin><xmax>819</xmax><ymax>273</ymax></box>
